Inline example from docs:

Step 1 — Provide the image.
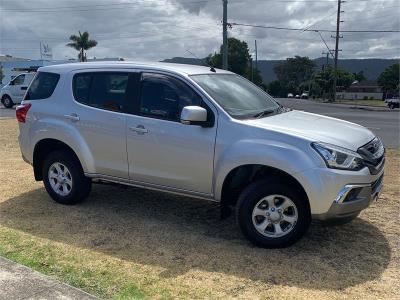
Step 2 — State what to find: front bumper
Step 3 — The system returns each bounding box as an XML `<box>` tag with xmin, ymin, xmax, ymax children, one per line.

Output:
<box><xmin>295</xmin><ymin>157</ymin><xmax>385</xmax><ymax>220</ymax></box>
<box><xmin>313</xmin><ymin>173</ymin><xmax>384</xmax><ymax>221</ymax></box>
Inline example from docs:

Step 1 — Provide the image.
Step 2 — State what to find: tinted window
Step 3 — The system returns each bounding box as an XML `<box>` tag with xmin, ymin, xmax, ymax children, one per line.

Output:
<box><xmin>13</xmin><ymin>74</ymin><xmax>25</xmax><ymax>85</ymax></box>
<box><xmin>140</xmin><ymin>73</ymin><xmax>201</xmax><ymax>121</ymax></box>
<box><xmin>73</xmin><ymin>72</ymin><xmax>129</xmax><ymax>112</ymax></box>
<box><xmin>25</xmin><ymin>72</ymin><xmax>60</xmax><ymax>100</ymax></box>
<box><xmin>73</xmin><ymin>73</ymin><xmax>92</xmax><ymax>104</ymax></box>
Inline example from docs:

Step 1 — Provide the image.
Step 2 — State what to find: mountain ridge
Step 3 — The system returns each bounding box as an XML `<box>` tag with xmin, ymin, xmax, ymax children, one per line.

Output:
<box><xmin>162</xmin><ymin>57</ymin><xmax>399</xmax><ymax>83</ymax></box>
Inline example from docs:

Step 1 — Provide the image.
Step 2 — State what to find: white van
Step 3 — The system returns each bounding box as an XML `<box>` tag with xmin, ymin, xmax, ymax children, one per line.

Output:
<box><xmin>0</xmin><ymin>72</ymin><xmax>36</xmax><ymax>108</ymax></box>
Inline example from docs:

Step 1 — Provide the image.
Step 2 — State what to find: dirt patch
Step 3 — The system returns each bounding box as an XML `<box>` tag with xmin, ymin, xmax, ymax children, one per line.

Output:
<box><xmin>0</xmin><ymin>119</ymin><xmax>399</xmax><ymax>299</ymax></box>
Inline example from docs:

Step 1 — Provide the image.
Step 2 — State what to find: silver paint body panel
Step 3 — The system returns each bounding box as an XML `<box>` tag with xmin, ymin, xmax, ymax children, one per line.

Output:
<box><xmin>18</xmin><ymin>61</ymin><xmax>384</xmax><ymax>216</ymax></box>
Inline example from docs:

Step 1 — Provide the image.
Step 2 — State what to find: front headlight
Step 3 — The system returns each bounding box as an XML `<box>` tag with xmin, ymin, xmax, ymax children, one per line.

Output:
<box><xmin>312</xmin><ymin>142</ymin><xmax>365</xmax><ymax>171</ymax></box>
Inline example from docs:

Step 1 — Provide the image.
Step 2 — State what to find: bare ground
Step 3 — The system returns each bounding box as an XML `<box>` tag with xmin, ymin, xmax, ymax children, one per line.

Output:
<box><xmin>0</xmin><ymin>118</ymin><xmax>399</xmax><ymax>299</ymax></box>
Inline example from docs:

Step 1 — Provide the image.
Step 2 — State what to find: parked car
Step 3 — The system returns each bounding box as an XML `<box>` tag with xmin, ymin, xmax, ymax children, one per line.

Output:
<box><xmin>16</xmin><ymin>62</ymin><xmax>385</xmax><ymax>248</ymax></box>
<box><xmin>295</xmin><ymin>94</ymin><xmax>300</xmax><ymax>99</ymax></box>
<box><xmin>1</xmin><ymin>72</ymin><xmax>36</xmax><ymax>108</ymax></box>
<box><xmin>301</xmin><ymin>93</ymin><xmax>309</xmax><ymax>99</ymax></box>
<box><xmin>386</xmin><ymin>97</ymin><xmax>399</xmax><ymax>109</ymax></box>
<box><xmin>287</xmin><ymin>93</ymin><xmax>294</xmax><ymax>98</ymax></box>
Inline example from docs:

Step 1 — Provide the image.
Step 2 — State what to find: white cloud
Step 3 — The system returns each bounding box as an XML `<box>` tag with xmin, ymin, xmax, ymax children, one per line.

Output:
<box><xmin>0</xmin><ymin>0</ymin><xmax>399</xmax><ymax>61</ymax></box>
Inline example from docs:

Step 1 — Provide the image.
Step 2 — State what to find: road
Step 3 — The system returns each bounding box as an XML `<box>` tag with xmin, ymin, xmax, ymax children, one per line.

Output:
<box><xmin>277</xmin><ymin>98</ymin><xmax>399</xmax><ymax>149</ymax></box>
<box><xmin>1</xmin><ymin>100</ymin><xmax>399</xmax><ymax>148</ymax></box>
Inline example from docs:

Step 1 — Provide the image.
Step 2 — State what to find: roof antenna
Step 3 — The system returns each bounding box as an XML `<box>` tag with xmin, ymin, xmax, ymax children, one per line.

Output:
<box><xmin>185</xmin><ymin>49</ymin><xmax>216</xmax><ymax>73</ymax></box>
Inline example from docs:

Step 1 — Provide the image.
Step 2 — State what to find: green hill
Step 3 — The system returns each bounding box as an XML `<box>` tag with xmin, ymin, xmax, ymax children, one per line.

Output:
<box><xmin>162</xmin><ymin>57</ymin><xmax>399</xmax><ymax>83</ymax></box>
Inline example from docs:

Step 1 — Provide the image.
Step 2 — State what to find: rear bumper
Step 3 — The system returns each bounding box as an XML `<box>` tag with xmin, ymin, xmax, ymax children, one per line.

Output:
<box><xmin>313</xmin><ymin>173</ymin><xmax>384</xmax><ymax>221</ymax></box>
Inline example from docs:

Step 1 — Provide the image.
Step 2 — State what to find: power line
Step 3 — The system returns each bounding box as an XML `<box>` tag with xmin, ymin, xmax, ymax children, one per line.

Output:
<box><xmin>0</xmin><ymin>0</ymin><xmax>211</xmax><ymax>12</ymax></box>
<box><xmin>229</xmin><ymin>22</ymin><xmax>400</xmax><ymax>33</ymax></box>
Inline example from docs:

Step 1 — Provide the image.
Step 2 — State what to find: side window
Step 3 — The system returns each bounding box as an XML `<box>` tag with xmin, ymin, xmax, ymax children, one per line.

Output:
<box><xmin>139</xmin><ymin>73</ymin><xmax>201</xmax><ymax>121</ymax></box>
<box><xmin>73</xmin><ymin>72</ymin><xmax>129</xmax><ymax>112</ymax></box>
<box><xmin>13</xmin><ymin>74</ymin><xmax>25</xmax><ymax>85</ymax></box>
<box><xmin>73</xmin><ymin>73</ymin><xmax>92</xmax><ymax>104</ymax></box>
<box><xmin>24</xmin><ymin>72</ymin><xmax>60</xmax><ymax>100</ymax></box>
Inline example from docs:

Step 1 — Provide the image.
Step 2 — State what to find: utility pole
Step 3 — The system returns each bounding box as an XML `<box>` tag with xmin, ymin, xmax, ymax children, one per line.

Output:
<box><xmin>250</xmin><ymin>58</ymin><xmax>254</xmax><ymax>82</ymax></box>
<box><xmin>322</xmin><ymin>51</ymin><xmax>329</xmax><ymax>68</ymax></box>
<box><xmin>255</xmin><ymin>40</ymin><xmax>258</xmax><ymax>72</ymax></box>
<box><xmin>332</xmin><ymin>0</ymin><xmax>344</xmax><ymax>101</ymax></box>
<box><xmin>222</xmin><ymin>0</ymin><xmax>228</xmax><ymax>70</ymax></box>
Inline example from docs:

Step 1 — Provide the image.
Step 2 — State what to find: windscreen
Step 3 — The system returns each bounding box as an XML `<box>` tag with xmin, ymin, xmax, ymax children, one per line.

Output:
<box><xmin>191</xmin><ymin>74</ymin><xmax>280</xmax><ymax>119</ymax></box>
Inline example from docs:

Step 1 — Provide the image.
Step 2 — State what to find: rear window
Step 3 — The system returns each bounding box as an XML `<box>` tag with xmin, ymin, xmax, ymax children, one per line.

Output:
<box><xmin>25</xmin><ymin>72</ymin><xmax>60</xmax><ymax>100</ymax></box>
<box><xmin>73</xmin><ymin>72</ymin><xmax>129</xmax><ymax>112</ymax></box>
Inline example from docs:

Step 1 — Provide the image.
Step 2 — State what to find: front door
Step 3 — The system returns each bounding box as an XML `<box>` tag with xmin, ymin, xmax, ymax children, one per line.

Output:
<box><xmin>126</xmin><ymin>72</ymin><xmax>217</xmax><ymax>195</ymax></box>
<box><xmin>11</xmin><ymin>74</ymin><xmax>27</xmax><ymax>101</ymax></box>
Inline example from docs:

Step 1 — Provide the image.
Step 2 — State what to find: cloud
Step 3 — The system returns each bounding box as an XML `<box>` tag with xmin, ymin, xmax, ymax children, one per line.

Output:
<box><xmin>0</xmin><ymin>0</ymin><xmax>398</xmax><ymax>61</ymax></box>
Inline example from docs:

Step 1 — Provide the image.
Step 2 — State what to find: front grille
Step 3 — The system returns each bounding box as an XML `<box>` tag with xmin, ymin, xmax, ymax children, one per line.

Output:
<box><xmin>358</xmin><ymin>138</ymin><xmax>385</xmax><ymax>175</ymax></box>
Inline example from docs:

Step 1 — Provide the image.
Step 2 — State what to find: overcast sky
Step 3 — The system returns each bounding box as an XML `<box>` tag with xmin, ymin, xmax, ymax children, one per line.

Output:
<box><xmin>0</xmin><ymin>0</ymin><xmax>399</xmax><ymax>61</ymax></box>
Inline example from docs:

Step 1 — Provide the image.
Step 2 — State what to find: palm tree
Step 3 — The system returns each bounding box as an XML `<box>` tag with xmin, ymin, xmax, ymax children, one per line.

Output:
<box><xmin>66</xmin><ymin>31</ymin><xmax>97</xmax><ymax>62</ymax></box>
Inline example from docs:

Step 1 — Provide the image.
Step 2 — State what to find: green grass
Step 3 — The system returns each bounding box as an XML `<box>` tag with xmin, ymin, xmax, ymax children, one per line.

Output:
<box><xmin>0</xmin><ymin>228</ymin><xmax>148</xmax><ymax>299</ymax></box>
<box><xmin>335</xmin><ymin>99</ymin><xmax>387</xmax><ymax>107</ymax></box>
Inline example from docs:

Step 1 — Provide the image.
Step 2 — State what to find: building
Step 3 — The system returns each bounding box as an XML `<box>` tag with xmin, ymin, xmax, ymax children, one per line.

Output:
<box><xmin>0</xmin><ymin>56</ymin><xmax>122</xmax><ymax>88</ymax></box>
<box><xmin>336</xmin><ymin>80</ymin><xmax>383</xmax><ymax>100</ymax></box>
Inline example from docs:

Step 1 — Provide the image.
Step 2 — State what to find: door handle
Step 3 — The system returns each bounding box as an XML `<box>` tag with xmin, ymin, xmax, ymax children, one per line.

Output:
<box><xmin>21</xmin><ymin>87</ymin><xmax>27</xmax><ymax>90</ymax></box>
<box><xmin>64</xmin><ymin>113</ymin><xmax>80</xmax><ymax>122</ymax></box>
<box><xmin>129</xmin><ymin>125</ymin><xmax>148</xmax><ymax>134</ymax></box>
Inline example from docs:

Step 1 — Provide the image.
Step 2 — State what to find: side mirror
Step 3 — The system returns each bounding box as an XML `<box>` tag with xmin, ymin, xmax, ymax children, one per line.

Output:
<box><xmin>180</xmin><ymin>106</ymin><xmax>208</xmax><ymax>126</ymax></box>
<box><xmin>9</xmin><ymin>80</ymin><xmax>14</xmax><ymax>86</ymax></box>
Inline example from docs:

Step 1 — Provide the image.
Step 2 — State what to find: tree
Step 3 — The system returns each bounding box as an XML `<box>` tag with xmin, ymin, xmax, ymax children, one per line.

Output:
<box><xmin>207</xmin><ymin>37</ymin><xmax>264</xmax><ymax>86</ymax></box>
<box><xmin>66</xmin><ymin>31</ymin><xmax>98</xmax><ymax>62</ymax></box>
<box><xmin>378</xmin><ymin>63</ymin><xmax>399</xmax><ymax>97</ymax></box>
<box><xmin>312</xmin><ymin>66</ymin><xmax>354</xmax><ymax>99</ymax></box>
<box><xmin>267</xmin><ymin>80</ymin><xmax>284</xmax><ymax>97</ymax></box>
<box><xmin>353</xmin><ymin>71</ymin><xmax>366</xmax><ymax>82</ymax></box>
<box><xmin>273</xmin><ymin>56</ymin><xmax>315</xmax><ymax>95</ymax></box>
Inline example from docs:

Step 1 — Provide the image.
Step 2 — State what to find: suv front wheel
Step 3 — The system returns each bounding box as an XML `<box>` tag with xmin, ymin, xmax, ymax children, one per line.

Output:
<box><xmin>236</xmin><ymin>179</ymin><xmax>311</xmax><ymax>248</ymax></box>
<box><xmin>42</xmin><ymin>150</ymin><xmax>91</xmax><ymax>204</ymax></box>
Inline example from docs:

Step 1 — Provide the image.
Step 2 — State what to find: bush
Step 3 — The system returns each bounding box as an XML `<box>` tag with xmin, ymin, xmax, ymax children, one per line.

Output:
<box><xmin>363</xmin><ymin>96</ymin><xmax>369</xmax><ymax>100</ymax></box>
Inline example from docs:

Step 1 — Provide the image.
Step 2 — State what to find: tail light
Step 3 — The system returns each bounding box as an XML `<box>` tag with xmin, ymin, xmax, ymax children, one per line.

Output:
<box><xmin>16</xmin><ymin>103</ymin><xmax>32</xmax><ymax>123</ymax></box>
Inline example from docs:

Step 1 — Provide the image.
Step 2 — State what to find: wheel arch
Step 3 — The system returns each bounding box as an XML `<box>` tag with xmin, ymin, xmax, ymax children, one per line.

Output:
<box><xmin>219</xmin><ymin>164</ymin><xmax>310</xmax><ymax>212</ymax></box>
<box><xmin>33</xmin><ymin>138</ymin><xmax>84</xmax><ymax>181</ymax></box>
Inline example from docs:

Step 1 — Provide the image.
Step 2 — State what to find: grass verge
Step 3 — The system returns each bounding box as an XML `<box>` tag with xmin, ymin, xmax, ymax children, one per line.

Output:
<box><xmin>0</xmin><ymin>119</ymin><xmax>399</xmax><ymax>299</ymax></box>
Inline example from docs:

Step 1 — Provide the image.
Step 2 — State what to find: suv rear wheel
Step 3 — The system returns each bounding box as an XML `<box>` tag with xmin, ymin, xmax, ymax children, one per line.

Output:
<box><xmin>42</xmin><ymin>150</ymin><xmax>91</xmax><ymax>204</ymax></box>
<box><xmin>2</xmin><ymin>95</ymin><xmax>14</xmax><ymax>108</ymax></box>
<box><xmin>236</xmin><ymin>179</ymin><xmax>311</xmax><ymax>248</ymax></box>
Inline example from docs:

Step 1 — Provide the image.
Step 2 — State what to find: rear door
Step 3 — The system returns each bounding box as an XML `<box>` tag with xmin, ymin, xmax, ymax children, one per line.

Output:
<box><xmin>125</xmin><ymin>72</ymin><xmax>217</xmax><ymax>195</ymax></box>
<box><xmin>68</xmin><ymin>71</ymin><xmax>130</xmax><ymax>178</ymax></box>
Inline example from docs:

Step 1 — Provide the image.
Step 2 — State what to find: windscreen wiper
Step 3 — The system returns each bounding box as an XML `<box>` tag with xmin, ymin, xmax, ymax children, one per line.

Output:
<box><xmin>253</xmin><ymin>109</ymin><xmax>276</xmax><ymax>119</ymax></box>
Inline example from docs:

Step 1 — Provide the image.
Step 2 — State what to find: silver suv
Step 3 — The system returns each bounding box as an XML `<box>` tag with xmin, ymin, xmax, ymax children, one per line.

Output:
<box><xmin>17</xmin><ymin>62</ymin><xmax>385</xmax><ymax>248</ymax></box>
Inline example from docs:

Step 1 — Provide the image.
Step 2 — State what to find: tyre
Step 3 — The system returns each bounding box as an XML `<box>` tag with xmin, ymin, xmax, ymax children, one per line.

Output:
<box><xmin>236</xmin><ymin>179</ymin><xmax>311</xmax><ymax>248</ymax></box>
<box><xmin>2</xmin><ymin>95</ymin><xmax>14</xmax><ymax>108</ymax></box>
<box><xmin>389</xmin><ymin>104</ymin><xmax>394</xmax><ymax>109</ymax></box>
<box><xmin>42</xmin><ymin>150</ymin><xmax>91</xmax><ymax>205</ymax></box>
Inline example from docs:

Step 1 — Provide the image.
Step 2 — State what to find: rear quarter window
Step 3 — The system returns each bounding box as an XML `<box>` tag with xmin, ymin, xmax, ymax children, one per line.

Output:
<box><xmin>25</xmin><ymin>72</ymin><xmax>60</xmax><ymax>100</ymax></box>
